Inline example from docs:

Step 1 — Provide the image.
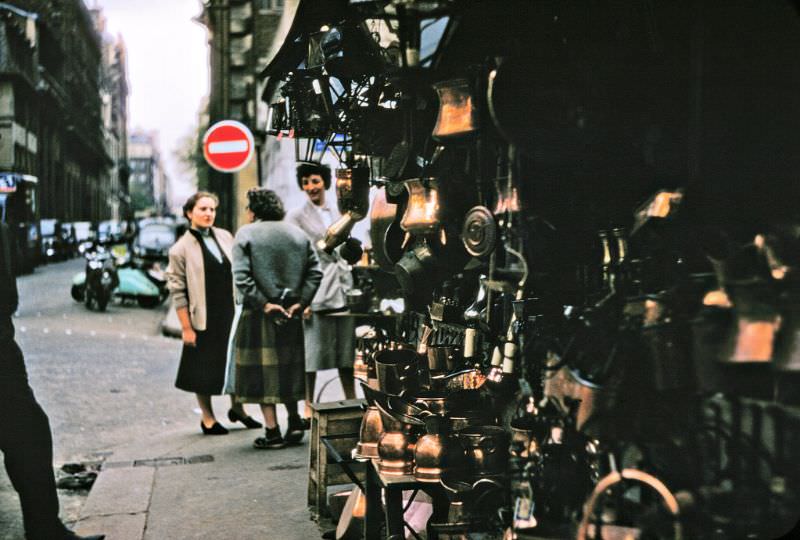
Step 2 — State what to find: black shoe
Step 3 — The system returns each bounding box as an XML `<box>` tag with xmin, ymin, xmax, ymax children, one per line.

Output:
<box><xmin>253</xmin><ymin>427</ymin><xmax>285</xmax><ymax>449</ymax></box>
<box><xmin>228</xmin><ymin>409</ymin><xmax>263</xmax><ymax>429</ymax></box>
<box><xmin>285</xmin><ymin>415</ymin><xmax>308</xmax><ymax>445</ymax></box>
<box><xmin>63</xmin><ymin>532</ymin><xmax>106</xmax><ymax>540</ymax></box>
<box><xmin>200</xmin><ymin>421</ymin><xmax>229</xmax><ymax>435</ymax></box>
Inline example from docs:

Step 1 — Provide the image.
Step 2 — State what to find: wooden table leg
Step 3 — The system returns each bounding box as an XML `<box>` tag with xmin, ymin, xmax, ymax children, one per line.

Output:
<box><xmin>365</xmin><ymin>464</ymin><xmax>383</xmax><ymax>539</ymax></box>
<box><xmin>384</xmin><ymin>485</ymin><xmax>405</xmax><ymax>539</ymax></box>
<box><xmin>427</xmin><ymin>487</ymin><xmax>448</xmax><ymax>540</ymax></box>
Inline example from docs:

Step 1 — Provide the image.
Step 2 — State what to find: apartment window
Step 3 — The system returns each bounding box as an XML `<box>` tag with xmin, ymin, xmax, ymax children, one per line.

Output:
<box><xmin>257</xmin><ymin>0</ymin><xmax>283</xmax><ymax>13</ymax></box>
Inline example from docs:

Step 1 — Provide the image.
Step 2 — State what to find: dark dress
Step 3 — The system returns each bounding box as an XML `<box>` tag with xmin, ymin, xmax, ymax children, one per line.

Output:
<box><xmin>175</xmin><ymin>230</ymin><xmax>234</xmax><ymax>395</ymax></box>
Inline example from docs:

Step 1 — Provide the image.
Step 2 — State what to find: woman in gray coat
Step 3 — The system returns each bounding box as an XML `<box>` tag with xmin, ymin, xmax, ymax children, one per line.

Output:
<box><xmin>286</xmin><ymin>162</ymin><xmax>357</xmax><ymax>420</ymax></box>
<box><xmin>230</xmin><ymin>188</ymin><xmax>322</xmax><ymax>449</ymax></box>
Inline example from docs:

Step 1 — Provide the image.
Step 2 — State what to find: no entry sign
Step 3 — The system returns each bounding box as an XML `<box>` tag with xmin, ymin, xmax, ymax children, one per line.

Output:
<box><xmin>203</xmin><ymin>120</ymin><xmax>255</xmax><ymax>173</ymax></box>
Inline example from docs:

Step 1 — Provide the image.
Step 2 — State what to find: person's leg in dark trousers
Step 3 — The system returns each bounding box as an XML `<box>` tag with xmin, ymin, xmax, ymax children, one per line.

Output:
<box><xmin>0</xmin><ymin>327</ymin><xmax>69</xmax><ymax>540</ymax></box>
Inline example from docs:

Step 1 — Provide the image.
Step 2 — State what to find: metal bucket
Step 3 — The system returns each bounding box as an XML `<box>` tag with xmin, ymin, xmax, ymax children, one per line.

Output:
<box><xmin>374</xmin><ymin>349</ymin><xmax>420</xmax><ymax>395</ymax></box>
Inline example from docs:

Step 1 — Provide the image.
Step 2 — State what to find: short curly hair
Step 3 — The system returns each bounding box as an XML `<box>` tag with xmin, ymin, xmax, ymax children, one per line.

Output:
<box><xmin>246</xmin><ymin>188</ymin><xmax>285</xmax><ymax>221</ymax></box>
<box><xmin>296</xmin><ymin>161</ymin><xmax>331</xmax><ymax>190</ymax></box>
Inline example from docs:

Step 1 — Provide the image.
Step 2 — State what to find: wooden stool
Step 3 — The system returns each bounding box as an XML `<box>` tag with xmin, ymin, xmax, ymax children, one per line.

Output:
<box><xmin>308</xmin><ymin>399</ymin><xmax>366</xmax><ymax>517</ymax></box>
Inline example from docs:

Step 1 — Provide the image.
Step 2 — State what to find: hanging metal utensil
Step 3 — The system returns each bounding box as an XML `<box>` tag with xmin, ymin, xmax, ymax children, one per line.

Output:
<box><xmin>318</xmin><ymin>166</ymin><xmax>371</xmax><ymax>253</ymax></box>
<box><xmin>432</xmin><ymin>78</ymin><xmax>480</xmax><ymax>141</ymax></box>
<box><xmin>461</xmin><ymin>206</ymin><xmax>498</xmax><ymax>259</ymax></box>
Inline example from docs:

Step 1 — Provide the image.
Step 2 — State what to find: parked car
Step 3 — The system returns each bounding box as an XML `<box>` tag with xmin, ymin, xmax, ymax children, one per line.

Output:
<box><xmin>39</xmin><ymin>218</ymin><xmax>69</xmax><ymax>262</ymax></box>
<box><xmin>133</xmin><ymin>220</ymin><xmax>178</xmax><ymax>264</ymax></box>
<box><xmin>96</xmin><ymin>220</ymin><xmax>119</xmax><ymax>244</ymax></box>
<box><xmin>59</xmin><ymin>222</ymin><xmax>77</xmax><ymax>258</ymax></box>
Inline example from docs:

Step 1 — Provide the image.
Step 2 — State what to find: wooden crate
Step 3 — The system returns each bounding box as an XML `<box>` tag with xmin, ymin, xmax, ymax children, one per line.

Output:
<box><xmin>308</xmin><ymin>399</ymin><xmax>366</xmax><ymax>517</ymax></box>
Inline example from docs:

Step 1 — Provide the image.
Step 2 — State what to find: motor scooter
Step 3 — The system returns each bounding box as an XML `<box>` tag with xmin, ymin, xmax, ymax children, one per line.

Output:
<box><xmin>115</xmin><ymin>254</ymin><xmax>167</xmax><ymax>308</ymax></box>
<box><xmin>71</xmin><ymin>246</ymin><xmax>119</xmax><ymax>311</ymax></box>
<box><xmin>71</xmin><ymin>243</ymin><xmax>165</xmax><ymax>309</ymax></box>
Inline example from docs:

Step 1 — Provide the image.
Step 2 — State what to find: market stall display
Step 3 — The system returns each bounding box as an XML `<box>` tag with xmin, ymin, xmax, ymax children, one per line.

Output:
<box><xmin>268</xmin><ymin>1</ymin><xmax>800</xmax><ymax>538</ymax></box>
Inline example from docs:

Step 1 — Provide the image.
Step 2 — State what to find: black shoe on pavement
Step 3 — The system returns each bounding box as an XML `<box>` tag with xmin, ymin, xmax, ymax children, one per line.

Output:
<box><xmin>63</xmin><ymin>532</ymin><xmax>106</xmax><ymax>540</ymax></box>
<box><xmin>228</xmin><ymin>408</ymin><xmax>263</xmax><ymax>429</ymax></box>
<box><xmin>253</xmin><ymin>426</ymin><xmax>285</xmax><ymax>449</ymax></box>
<box><xmin>200</xmin><ymin>421</ymin><xmax>229</xmax><ymax>435</ymax></box>
<box><xmin>285</xmin><ymin>415</ymin><xmax>308</xmax><ymax>444</ymax></box>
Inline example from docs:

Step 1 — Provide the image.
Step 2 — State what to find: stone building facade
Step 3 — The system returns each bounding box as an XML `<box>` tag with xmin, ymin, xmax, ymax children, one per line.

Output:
<box><xmin>198</xmin><ymin>0</ymin><xmax>284</xmax><ymax>230</ymax></box>
<box><xmin>0</xmin><ymin>0</ymin><xmax>115</xmax><ymax>223</ymax></box>
<box><xmin>92</xmin><ymin>7</ymin><xmax>130</xmax><ymax>222</ymax></box>
<box><xmin>128</xmin><ymin>129</ymin><xmax>167</xmax><ymax>217</ymax></box>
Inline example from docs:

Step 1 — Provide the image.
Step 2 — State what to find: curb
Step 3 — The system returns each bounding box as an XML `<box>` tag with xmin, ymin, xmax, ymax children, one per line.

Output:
<box><xmin>74</xmin><ymin>467</ymin><xmax>154</xmax><ymax>540</ymax></box>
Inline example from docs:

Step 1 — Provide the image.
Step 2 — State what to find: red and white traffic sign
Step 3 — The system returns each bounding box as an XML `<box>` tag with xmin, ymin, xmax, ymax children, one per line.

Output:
<box><xmin>203</xmin><ymin>120</ymin><xmax>255</xmax><ymax>173</ymax></box>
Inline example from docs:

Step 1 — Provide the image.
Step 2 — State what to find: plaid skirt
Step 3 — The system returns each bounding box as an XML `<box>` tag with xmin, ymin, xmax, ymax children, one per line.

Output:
<box><xmin>231</xmin><ymin>308</ymin><xmax>305</xmax><ymax>404</ymax></box>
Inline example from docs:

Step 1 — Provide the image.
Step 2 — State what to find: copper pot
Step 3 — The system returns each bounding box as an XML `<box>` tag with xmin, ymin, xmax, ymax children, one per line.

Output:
<box><xmin>355</xmin><ymin>405</ymin><xmax>383</xmax><ymax>460</ymax></box>
<box><xmin>375</xmin><ymin>400</ymin><xmax>424</xmax><ymax>476</ymax></box>
<box><xmin>725</xmin><ymin>280</ymin><xmax>779</xmax><ymax>363</ymax></box>
<box><xmin>413</xmin><ymin>415</ymin><xmax>461</xmax><ymax>482</ymax></box>
<box><xmin>400</xmin><ymin>179</ymin><xmax>442</xmax><ymax>235</ymax></box>
<box><xmin>374</xmin><ymin>349</ymin><xmax>420</xmax><ymax>395</ymax></box>
<box><xmin>427</xmin><ymin>345</ymin><xmax>462</xmax><ymax>374</ymax></box>
<box><xmin>454</xmin><ymin>426</ymin><xmax>509</xmax><ymax>476</ymax></box>
<box><xmin>317</xmin><ymin>167</ymin><xmax>370</xmax><ymax>252</ymax></box>
<box><xmin>447</xmin><ymin>409</ymin><xmax>493</xmax><ymax>432</ymax></box>
<box><xmin>413</xmin><ymin>390</ymin><xmax>449</xmax><ymax>415</ymax></box>
<box><xmin>377</xmin><ymin>430</ymin><xmax>415</xmax><ymax>476</ymax></box>
<box><xmin>356</xmin><ymin>383</ymin><xmax>387</xmax><ymax>459</ymax></box>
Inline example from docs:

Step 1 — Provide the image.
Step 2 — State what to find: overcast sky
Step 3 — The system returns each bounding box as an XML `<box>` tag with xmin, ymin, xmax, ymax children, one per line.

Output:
<box><xmin>90</xmin><ymin>0</ymin><xmax>208</xmax><ymax>206</ymax></box>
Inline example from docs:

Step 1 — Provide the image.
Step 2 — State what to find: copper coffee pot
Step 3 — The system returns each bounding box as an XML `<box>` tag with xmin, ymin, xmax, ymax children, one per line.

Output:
<box><xmin>413</xmin><ymin>415</ymin><xmax>455</xmax><ymax>482</ymax></box>
<box><xmin>375</xmin><ymin>398</ymin><xmax>425</xmax><ymax>476</ymax></box>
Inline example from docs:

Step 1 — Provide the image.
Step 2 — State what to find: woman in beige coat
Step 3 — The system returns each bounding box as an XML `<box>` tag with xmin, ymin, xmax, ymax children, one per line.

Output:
<box><xmin>167</xmin><ymin>192</ymin><xmax>261</xmax><ymax>435</ymax></box>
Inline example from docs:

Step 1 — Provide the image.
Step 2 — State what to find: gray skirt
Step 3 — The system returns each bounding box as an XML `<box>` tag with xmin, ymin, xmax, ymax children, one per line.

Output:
<box><xmin>303</xmin><ymin>312</ymin><xmax>355</xmax><ymax>372</ymax></box>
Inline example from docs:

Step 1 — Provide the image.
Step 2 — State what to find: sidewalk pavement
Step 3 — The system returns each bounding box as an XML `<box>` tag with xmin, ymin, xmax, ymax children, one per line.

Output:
<box><xmin>72</xmin><ymin>413</ymin><xmax>329</xmax><ymax>540</ymax></box>
<box><xmin>74</xmin><ymin>412</ymin><xmax>328</xmax><ymax>540</ymax></box>
<box><xmin>75</xmin><ymin>307</ymin><xmax>342</xmax><ymax>539</ymax></box>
